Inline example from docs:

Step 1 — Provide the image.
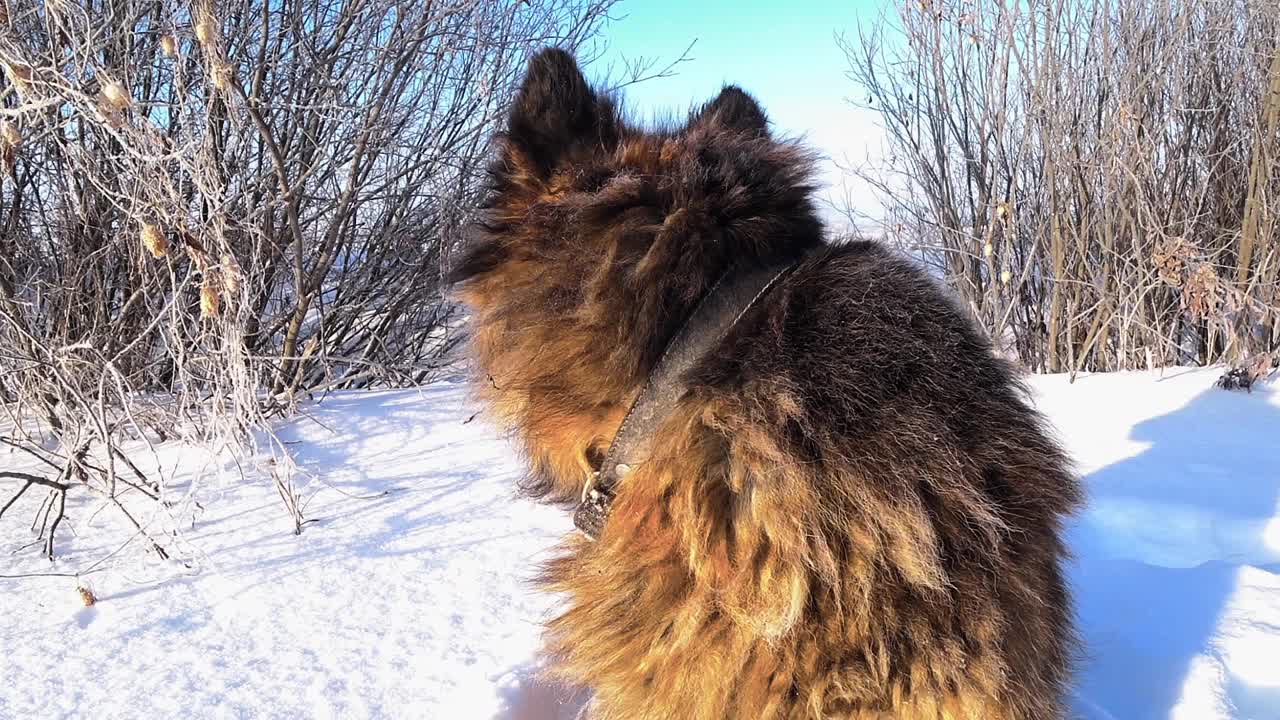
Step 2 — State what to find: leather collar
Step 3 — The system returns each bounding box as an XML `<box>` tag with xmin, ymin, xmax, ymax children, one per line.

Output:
<box><xmin>573</xmin><ymin>254</ymin><xmax>804</xmax><ymax>539</ymax></box>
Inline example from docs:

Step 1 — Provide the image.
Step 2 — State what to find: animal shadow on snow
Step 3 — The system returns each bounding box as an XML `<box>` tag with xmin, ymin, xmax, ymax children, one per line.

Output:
<box><xmin>1068</xmin><ymin>381</ymin><xmax>1280</xmax><ymax>720</ymax></box>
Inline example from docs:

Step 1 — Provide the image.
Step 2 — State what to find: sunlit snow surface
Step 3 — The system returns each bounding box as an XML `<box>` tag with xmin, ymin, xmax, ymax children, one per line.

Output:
<box><xmin>3</xmin><ymin>369</ymin><xmax>1278</xmax><ymax>719</ymax></box>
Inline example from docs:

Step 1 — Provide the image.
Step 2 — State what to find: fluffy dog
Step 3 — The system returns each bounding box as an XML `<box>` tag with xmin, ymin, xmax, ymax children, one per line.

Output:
<box><xmin>450</xmin><ymin>48</ymin><xmax>1081</xmax><ymax>720</ymax></box>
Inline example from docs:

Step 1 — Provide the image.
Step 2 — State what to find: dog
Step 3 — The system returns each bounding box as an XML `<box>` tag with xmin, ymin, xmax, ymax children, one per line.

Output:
<box><xmin>450</xmin><ymin>47</ymin><xmax>1081</xmax><ymax>720</ymax></box>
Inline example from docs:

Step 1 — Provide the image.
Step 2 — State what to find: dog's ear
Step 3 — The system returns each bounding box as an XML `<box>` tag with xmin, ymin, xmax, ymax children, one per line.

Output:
<box><xmin>506</xmin><ymin>48</ymin><xmax>611</xmax><ymax>178</ymax></box>
<box><xmin>691</xmin><ymin>86</ymin><xmax>769</xmax><ymax>136</ymax></box>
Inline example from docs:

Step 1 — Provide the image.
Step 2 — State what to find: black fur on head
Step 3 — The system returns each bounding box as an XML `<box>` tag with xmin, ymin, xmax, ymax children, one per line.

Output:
<box><xmin>505</xmin><ymin>47</ymin><xmax>619</xmax><ymax>179</ymax></box>
<box><xmin>691</xmin><ymin>85</ymin><xmax>770</xmax><ymax>135</ymax></box>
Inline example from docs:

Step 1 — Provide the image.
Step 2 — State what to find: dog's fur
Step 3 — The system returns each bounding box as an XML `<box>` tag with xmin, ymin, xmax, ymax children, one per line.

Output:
<box><xmin>450</xmin><ymin>48</ymin><xmax>1082</xmax><ymax>720</ymax></box>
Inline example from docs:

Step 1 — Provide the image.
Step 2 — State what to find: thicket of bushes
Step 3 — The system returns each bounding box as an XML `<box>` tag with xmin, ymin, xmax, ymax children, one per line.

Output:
<box><xmin>844</xmin><ymin>0</ymin><xmax>1280</xmax><ymax>374</ymax></box>
<box><xmin>0</xmin><ymin>0</ymin><xmax>616</xmax><ymax>559</ymax></box>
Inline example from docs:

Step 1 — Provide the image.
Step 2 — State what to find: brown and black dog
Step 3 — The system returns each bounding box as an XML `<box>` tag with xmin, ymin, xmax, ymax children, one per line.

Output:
<box><xmin>450</xmin><ymin>48</ymin><xmax>1081</xmax><ymax>720</ymax></box>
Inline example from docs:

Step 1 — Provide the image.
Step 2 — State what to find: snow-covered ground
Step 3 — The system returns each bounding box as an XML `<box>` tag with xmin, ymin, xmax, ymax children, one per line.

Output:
<box><xmin>2</xmin><ymin>368</ymin><xmax>1278</xmax><ymax>719</ymax></box>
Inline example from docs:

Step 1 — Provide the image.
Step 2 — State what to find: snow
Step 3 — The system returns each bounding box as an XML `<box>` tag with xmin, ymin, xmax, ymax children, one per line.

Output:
<box><xmin>1035</xmin><ymin>370</ymin><xmax>1280</xmax><ymax>720</ymax></box>
<box><xmin>2</xmin><ymin>368</ymin><xmax>1278</xmax><ymax>719</ymax></box>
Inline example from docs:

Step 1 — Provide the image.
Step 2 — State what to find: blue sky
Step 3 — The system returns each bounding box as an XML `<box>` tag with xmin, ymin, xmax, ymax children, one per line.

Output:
<box><xmin>589</xmin><ymin>0</ymin><xmax>891</xmax><ymax>225</ymax></box>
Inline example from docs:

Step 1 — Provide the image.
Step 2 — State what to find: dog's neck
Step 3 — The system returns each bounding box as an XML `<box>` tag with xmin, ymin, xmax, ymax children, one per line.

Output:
<box><xmin>574</xmin><ymin>254</ymin><xmax>806</xmax><ymax>538</ymax></box>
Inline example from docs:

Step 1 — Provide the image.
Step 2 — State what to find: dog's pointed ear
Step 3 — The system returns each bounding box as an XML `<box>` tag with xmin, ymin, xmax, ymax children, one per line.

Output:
<box><xmin>691</xmin><ymin>86</ymin><xmax>769</xmax><ymax>136</ymax></box>
<box><xmin>506</xmin><ymin>48</ymin><xmax>609</xmax><ymax>178</ymax></box>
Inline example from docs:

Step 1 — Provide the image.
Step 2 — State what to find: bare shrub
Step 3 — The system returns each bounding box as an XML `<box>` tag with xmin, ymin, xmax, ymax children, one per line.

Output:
<box><xmin>1216</xmin><ymin>350</ymin><xmax>1277</xmax><ymax>391</ymax></box>
<box><xmin>0</xmin><ymin>0</ymin><xmax>617</xmax><ymax>564</ymax></box>
<box><xmin>842</xmin><ymin>0</ymin><xmax>1280</xmax><ymax>374</ymax></box>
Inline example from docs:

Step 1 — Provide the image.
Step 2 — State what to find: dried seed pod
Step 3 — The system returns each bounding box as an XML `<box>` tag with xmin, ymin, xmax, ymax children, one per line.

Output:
<box><xmin>160</xmin><ymin>35</ymin><xmax>178</xmax><ymax>58</ymax></box>
<box><xmin>194</xmin><ymin>14</ymin><xmax>217</xmax><ymax>47</ymax></box>
<box><xmin>3</xmin><ymin>61</ymin><xmax>33</xmax><ymax>96</ymax></box>
<box><xmin>220</xmin><ymin>253</ymin><xmax>243</xmax><ymax>296</ymax></box>
<box><xmin>200</xmin><ymin>275</ymin><xmax>222</xmax><ymax>318</ymax></box>
<box><xmin>211</xmin><ymin>62</ymin><xmax>234</xmax><ymax>93</ymax></box>
<box><xmin>0</xmin><ymin>119</ymin><xmax>19</xmax><ymax>147</ymax></box>
<box><xmin>141</xmin><ymin>223</ymin><xmax>168</xmax><ymax>258</ymax></box>
<box><xmin>99</xmin><ymin>77</ymin><xmax>131</xmax><ymax>111</ymax></box>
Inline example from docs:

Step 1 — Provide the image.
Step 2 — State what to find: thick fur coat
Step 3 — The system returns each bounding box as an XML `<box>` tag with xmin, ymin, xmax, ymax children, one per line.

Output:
<box><xmin>450</xmin><ymin>48</ymin><xmax>1082</xmax><ymax>720</ymax></box>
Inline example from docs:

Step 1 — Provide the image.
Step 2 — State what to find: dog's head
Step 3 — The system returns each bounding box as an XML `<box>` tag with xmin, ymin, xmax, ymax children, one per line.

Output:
<box><xmin>451</xmin><ymin>48</ymin><xmax>821</xmax><ymax>347</ymax></box>
<box><xmin>449</xmin><ymin>48</ymin><xmax>823</xmax><ymax>499</ymax></box>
